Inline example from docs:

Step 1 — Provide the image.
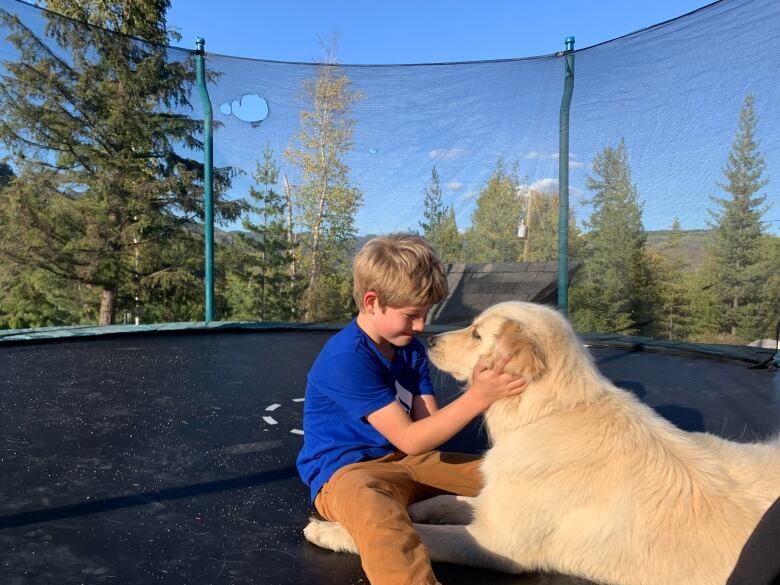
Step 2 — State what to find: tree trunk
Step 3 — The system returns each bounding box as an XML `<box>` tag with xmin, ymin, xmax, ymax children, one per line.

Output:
<box><xmin>306</xmin><ymin>232</ymin><xmax>321</xmax><ymax>321</ymax></box>
<box><xmin>305</xmin><ymin>187</ymin><xmax>328</xmax><ymax>322</ymax></box>
<box><xmin>283</xmin><ymin>175</ymin><xmax>297</xmax><ymax>320</ymax></box>
<box><xmin>99</xmin><ymin>287</ymin><xmax>117</xmax><ymax>325</ymax></box>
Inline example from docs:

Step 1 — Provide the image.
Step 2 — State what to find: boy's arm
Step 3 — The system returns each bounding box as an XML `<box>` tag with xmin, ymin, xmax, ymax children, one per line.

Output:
<box><xmin>410</xmin><ymin>394</ymin><xmax>438</xmax><ymax>421</ymax></box>
<box><xmin>367</xmin><ymin>357</ymin><xmax>526</xmax><ymax>456</ymax></box>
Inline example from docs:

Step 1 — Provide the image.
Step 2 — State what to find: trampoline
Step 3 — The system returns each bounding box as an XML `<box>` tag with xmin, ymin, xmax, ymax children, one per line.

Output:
<box><xmin>0</xmin><ymin>0</ymin><xmax>779</xmax><ymax>582</ymax></box>
<box><xmin>1</xmin><ymin>327</ymin><xmax>778</xmax><ymax>585</ymax></box>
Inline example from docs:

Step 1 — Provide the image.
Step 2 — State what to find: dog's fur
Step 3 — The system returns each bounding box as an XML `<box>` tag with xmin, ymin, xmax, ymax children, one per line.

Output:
<box><xmin>304</xmin><ymin>301</ymin><xmax>780</xmax><ymax>585</ymax></box>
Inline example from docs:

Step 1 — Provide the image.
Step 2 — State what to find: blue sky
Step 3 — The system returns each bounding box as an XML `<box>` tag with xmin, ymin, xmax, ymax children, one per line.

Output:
<box><xmin>157</xmin><ymin>2</ymin><xmax>778</xmax><ymax>237</ymax></box>
<box><xmin>166</xmin><ymin>1</ymin><xmax>712</xmax><ymax>64</ymax></box>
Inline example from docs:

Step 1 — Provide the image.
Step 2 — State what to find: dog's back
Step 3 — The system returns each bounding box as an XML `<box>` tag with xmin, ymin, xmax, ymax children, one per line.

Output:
<box><xmin>478</xmin><ymin>379</ymin><xmax>780</xmax><ymax>585</ymax></box>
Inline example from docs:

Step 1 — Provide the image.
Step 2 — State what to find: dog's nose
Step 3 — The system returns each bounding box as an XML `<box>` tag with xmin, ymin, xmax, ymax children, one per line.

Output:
<box><xmin>427</xmin><ymin>334</ymin><xmax>439</xmax><ymax>349</ymax></box>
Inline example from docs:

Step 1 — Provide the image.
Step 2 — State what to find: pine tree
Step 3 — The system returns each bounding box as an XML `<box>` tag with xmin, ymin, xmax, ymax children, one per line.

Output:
<box><xmin>0</xmin><ymin>2</ymin><xmax>242</xmax><ymax>325</ymax></box>
<box><xmin>0</xmin><ymin>161</ymin><xmax>12</xmax><ymax>189</ymax></box>
<box><xmin>43</xmin><ymin>0</ymin><xmax>175</xmax><ymax>44</ymax></box>
<box><xmin>686</xmin><ymin>258</ymin><xmax>727</xmax><ymax>343</ymax></box>
<box><xmin>655</xmin><ymin>217</ymin><xmax>691</xmax><ymax>340</ymax></box>
<box><xmin>435</xmin><ymin>207</ymin><xmax>464</xmax><ymax>263</ymax></box>
<box><xmin>759</xmin><ymin>234</ymin><xmax>780</xmax><ymax>342</ymax></box>
<box><xmin>570</xmin><ymin>139</ymin><xmax>657</xmax><ymax>335</ymax></box>
<box><xmin>420</xmin><ymin>166</ymin><xmax>463</xmax><ymax>262</ymax></box>
<box><xmin>462</xmin><ymin>159</ymin><xmax>523</xmax><ymax>263</ymax></box>
<box><xmin>705</xmin><ymin>93</ymin><xmax>770</xmax><ymax>342</ymax></box>
<box><xmin>230</xmin><ymin>143</ymin><xmax>302</xmax><ymax>321</ymax></box>
<box><xmin>0</xmin><ymin>160</ymin><xmax>103</xmax><ymax>327</ymax></box>
<box><xmin>284</xmin><ymin>38</ymin><xmax>363</xmax><ymax>321</ymax></box>
<box><xmin>420</xmin><ymin>167</ymin><xmax>445</xmax><ymax>234</ymax></box>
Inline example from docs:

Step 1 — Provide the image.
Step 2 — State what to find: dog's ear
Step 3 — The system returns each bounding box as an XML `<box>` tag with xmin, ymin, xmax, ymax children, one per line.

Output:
<box><xmin>493</xmin><ymin>319</ymin><xmax>546</xmax><ymax>379</ymax></box>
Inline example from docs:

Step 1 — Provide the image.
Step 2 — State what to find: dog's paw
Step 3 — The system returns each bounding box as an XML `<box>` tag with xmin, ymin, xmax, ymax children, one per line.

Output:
<box><xmin>303</xmin><ymin>518</ymin><xmax>358</xmax><ymax>554</ymax></box>
<box><xmin>408</xmin><ymin>495</ymin><xmax>475</xmax><ymax>525</ymax></box>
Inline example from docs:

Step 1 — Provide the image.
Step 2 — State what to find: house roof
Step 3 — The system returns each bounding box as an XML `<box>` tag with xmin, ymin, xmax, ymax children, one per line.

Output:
<box><xmin>429</xmin><ymin>261</ymin><xmax>581</xmax><ymax>325</ymax></box>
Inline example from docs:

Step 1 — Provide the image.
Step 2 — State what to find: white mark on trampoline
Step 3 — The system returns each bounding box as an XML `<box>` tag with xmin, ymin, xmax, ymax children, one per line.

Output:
<box><xmin>262</xmin><ymin>416</ymin><xmax>278</xmax><ymax>425</ymax></box>
<box><xmin>290</xmin><ymin>429</ymin><xmax>304</xmax><ymax>435</ymax></box>
<box><xmin>265</xmin><ymin>403</ymin><xmax>281</xmax><ymax>411</ymax></box>
<box><xmin>292</xmin><ymin>397</ymin><xmax>304</xmax><ymax>402</ymax></box>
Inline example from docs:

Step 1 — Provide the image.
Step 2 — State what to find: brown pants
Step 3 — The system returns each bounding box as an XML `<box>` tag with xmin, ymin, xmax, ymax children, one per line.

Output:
<box><xmin>313</xmin><ymin>451</ymin><xmax>483</xmax><ymax>585</ymax></box>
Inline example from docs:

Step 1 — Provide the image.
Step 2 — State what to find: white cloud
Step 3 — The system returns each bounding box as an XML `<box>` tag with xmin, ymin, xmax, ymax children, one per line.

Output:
<box><xmin>530</xmin><ymin>178</ymin><xmax>559</xmax><ymax>192</ymax></box>
<box><xmin>459</xmin><ymin>190</ymin><xmax>478</xmax><ymax>202</ymax></box>
<box><xmin>552</xmin><ymin>152</ymin><xmax>585</xmax><ymax>168</ymax></box>
<box><xmin>525</xmin><ymin>179</ymin><xmax>584</xmax><ymax>197</ymax></box>
<box><xmin>429</xmin><ymin>148</ymin><xmax>468</xmax><ymax>161</ymax></box>
<box><xmin>446</xmin><ymin>181</ymin><xmax>463</xmax><ymax>191</ymax></box>
<box><xmin>528</xmin><ymin>150</ymin><xmax>584</xmax><ymax>168</ymax></box>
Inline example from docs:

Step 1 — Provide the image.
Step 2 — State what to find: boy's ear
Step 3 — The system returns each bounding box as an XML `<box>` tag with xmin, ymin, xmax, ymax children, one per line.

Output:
<box><xmin>492</xmin><ymin>319</ymin><xmax>546</xmax><ymax>380</ymax></box>
<box><xmin>363</xmin><ymin>291</ymin><xmax>379</xmax><ymax>313</ymax></box>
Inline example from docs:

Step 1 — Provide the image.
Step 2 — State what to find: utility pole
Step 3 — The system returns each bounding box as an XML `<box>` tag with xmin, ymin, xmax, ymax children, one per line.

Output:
<box><xmin>522</xmin><ymin>189</ymin><xmax>535</xmax><ymax>262</ymax></box>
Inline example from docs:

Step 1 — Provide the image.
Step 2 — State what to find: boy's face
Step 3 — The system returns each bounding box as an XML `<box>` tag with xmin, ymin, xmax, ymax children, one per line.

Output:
<box><xmin>369</xmin><ymin>302</ymin><xmax>431</xmax><ymax>347</ymax></box>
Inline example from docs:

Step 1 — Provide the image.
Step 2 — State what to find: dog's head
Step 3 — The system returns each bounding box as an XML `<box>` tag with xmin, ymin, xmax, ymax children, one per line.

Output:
<box><xmin>427</xmin><ymin>301</ymin><xmax>567</xmax><ymax>384</ymax></box>
<box><xmin>429</xmin><ymin>302</ymin><xmax>607</xmax><ymax>437</ymax></box>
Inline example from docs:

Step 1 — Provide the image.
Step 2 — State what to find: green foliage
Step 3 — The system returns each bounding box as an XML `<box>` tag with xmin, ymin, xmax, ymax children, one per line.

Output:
<box><xmin>42</xmin><ymin>0</ymin><xmax>178</xmax><ymax>44</ymax></box>
<box><xmin>419</xmin><ymin>166</ymin><xmax>463</xmax><ymax>262</ymax></box>
<box><xmin>0</xmin><ymin>265</ymin><xmax>99</xmax><ymax>328</ymax></box>
<box><xmin>758</xmin><ymin>235</ymin><xmax>780</xmax><ymax>340</ymax></box>
<box><xmin>571</xmin><ymin>139</ymin><xmax>658</xmax><ymax>335</ymax></box>
<box><xmin>284</xmin><ymin>45</ymin><xmax>363</xmax><ymax>322</ymax></box>
<box><xmin>0</xmin><ymin>3</ymin><xmax>242</xmax><ymax>325</ymax></box>
<box><xmin>704</xmin><ymin>93</ymin><xmax>771</xmax><ymax>342</ymax></box>
<box><xmin>462</xmin><ymin>159</ymin><xmax>523</xmax><ymax>262</ymax></box>
<box><xmin>0</xmin><ymin>161</ymin><xmax>12</xmax><ymax>189</ymax></box>
<box><xmin>314</xmin><ymin>269</ymin><xmax>356</xmax><ymax>323</ymax></box>
<box><xmin>686</xmin><ymin>257</ymin><xmax>732</xmax><ymax>343</ymax></box>
<box><xmin>134</xmin><ymin>232</ymin><xmax>206</xmax><ymax>323</ymax></box>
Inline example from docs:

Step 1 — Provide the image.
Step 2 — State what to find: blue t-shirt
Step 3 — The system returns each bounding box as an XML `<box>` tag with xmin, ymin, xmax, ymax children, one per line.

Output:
<box><xmin>296</xmin><ymin>318</ymin><xmax>436</xmax><ymax>502</ymax></box>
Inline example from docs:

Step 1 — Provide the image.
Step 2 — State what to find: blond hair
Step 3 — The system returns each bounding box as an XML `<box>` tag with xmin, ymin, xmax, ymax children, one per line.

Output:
<box><xmin>352</xmin><ymin>234</ymin><xmax>447</xmax><ymax>311</ymax></box>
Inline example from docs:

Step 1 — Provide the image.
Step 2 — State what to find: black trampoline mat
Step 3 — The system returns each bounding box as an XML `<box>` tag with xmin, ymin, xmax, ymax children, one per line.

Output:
<box><xmin>1</xmin><ymin>331</ymin><xmax>778</xmax><ymax>584</ymax></box>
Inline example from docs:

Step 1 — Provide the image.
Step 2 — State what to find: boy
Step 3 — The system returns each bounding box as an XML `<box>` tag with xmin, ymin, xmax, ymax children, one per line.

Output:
<box><xmin>296</xmin><ymin>234</ymin><xmax>527</xmax><ymax>585</ymax></box>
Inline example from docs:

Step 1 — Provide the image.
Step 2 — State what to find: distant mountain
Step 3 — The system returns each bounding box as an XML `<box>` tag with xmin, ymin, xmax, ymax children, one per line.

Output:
<box><xmin>354</xmin><ymin>234</ymin><xmax>377</xmax><ymax>253</ymax></box>
<box><xmin>211</xmin><ymin>227</ymin><xmax>712</xmax><ymax>271</ymax></box>
<box><xmin>645</xmin><ymin>229</ymin><xmax>710</xmax><ymax>271</ymax></box>
<box><xmin>216</xmin><ymin>229</ymin><xmax>379</xmax><ymax>252</ymax></box>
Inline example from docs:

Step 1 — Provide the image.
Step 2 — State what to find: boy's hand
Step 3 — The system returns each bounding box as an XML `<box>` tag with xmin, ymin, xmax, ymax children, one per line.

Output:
<box><xmin>469</xmin><ymin>356</ymin><xmax>528</xmax><ymax>409</ymax></box>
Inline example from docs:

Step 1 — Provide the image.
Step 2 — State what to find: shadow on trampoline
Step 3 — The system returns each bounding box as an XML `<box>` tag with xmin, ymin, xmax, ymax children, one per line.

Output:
<box><xmin>0</xmin><ymin>466</ymin><xmax>298</xmax><ymax>529</ymax></box>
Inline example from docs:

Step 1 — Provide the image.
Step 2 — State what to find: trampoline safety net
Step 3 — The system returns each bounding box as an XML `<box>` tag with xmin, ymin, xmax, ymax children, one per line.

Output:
<box><xmin>0</xmin><ymin>0</ymin><xmax>778</xmax><ymax>352</ymax></box>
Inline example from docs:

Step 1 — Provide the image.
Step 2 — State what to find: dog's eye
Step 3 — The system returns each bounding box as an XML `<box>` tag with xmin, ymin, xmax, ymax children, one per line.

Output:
<box><xmin>471</xmin><ymin>329</ymin><xmax>481</xmax><ymax>340</ymax></box>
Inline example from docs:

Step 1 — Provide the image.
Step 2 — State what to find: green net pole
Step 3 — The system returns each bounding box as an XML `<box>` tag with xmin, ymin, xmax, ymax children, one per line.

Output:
<box><xmin>195</xmin><ymin>38</ymin><xmax>215</xmax><ymax>322</ymax></box>
<box><xmin>558</xmin><ymin>36</ymin><xmax>575</xmax><ymax>316</ymax></box>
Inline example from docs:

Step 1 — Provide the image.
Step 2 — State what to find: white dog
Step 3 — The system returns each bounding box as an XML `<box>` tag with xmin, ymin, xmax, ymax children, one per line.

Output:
<box><xmin>304</xmin><ymin>301</ymin><xmax>780</xmax><ymax>585</ymax></box>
